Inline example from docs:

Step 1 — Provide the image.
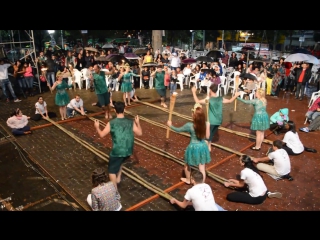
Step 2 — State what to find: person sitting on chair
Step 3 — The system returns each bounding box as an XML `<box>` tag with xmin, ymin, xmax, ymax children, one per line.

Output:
<box><xmin>304</xmin><ymin>97</ymin><xmax>320</xmax><ymax>123</ymax></box>
<box><xmin>269</xmin><ymin>108</ymin><xmax>289</xmax><ymax>135</ymax></box>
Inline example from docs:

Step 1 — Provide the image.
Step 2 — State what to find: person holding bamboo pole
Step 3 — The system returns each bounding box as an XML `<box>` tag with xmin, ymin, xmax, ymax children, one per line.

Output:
<box><xmin>170</xmin><ymin>171</ymin><xmax>226</xmax><ymax>211</ymax></box>
<box><xmin>192</xmin><ymin>84</ymin><xmax>240</xmax><ymax>152</ymax></box>
<box><xmin>94</xmin><ymin>101</ymin><xmax>142</xmax><ymax>190</ymax></box>
<box><xmin>224</xmin><ymin>155</ymin><xmax>282</xmax><ymax>205</ymax></box>
<box><xmin>236</xmin><ymin>88</ymin><xmax>270</xmax><ymax>151</ymax></box>
<box><xmin>167</xmin><ymin>103</ymin><xmax>210</xmax><ymax>184</ymax></box>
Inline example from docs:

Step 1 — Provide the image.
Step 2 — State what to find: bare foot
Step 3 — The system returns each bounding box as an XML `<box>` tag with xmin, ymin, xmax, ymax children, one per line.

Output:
<box><xmin>162</xmin><ymin>103</ymin><xmax>168</xmax><ymax>108</ymax></box>
<box><xmin>180</xmin><ymin>178</ymin><xmax>191</xmax><ymax>185</ymax></box>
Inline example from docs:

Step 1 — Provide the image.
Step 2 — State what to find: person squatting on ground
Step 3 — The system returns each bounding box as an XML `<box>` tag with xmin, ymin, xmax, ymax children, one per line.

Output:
<box><xmin>7</xmin><ymin>108</ymin><xmax>32</xmax><ymax>135</ymax></box>
<box><xmin>269</xmin><ymin>108</ymin><xmax>289</xmax><ymax>135</ymax></box>
<box><xmin>30</xmin><ymin>96</ymin><xmax>57</xmax><ymax>121</ymax></box>
<box><xmin>236</xmin><ymin>88</ymin><xmax>270</xmax><ymax>151</ymax></box>
<box><xmin>167</xmin><ymin>103</ymin><xmax>211</xmax><ymax>184</ymax></box>
<box><xmin>66</xmin><ymin>94</ymin><xmax>87</xmax><ymax>118</ymax></box>
<box><xmin>192</xmin><ymin>84</ymin><xmax>240</xmax><ymax>152</ymax></box>
<box><xmin>94</xmin><ymin>101</ymin><xmax>142</xmax><ymax>190</ymax></box>
<box><xmin>86</xmin><ymin>168</ymin><xmax>122</xmax><ymax>211</ymax></box>
<box><xmin>170</xmin><ymin>171</ymin><xmax>226</xmax><ymax>211</ymax></box>
<box><xmin>252</xmin><ymin>140</ymin><xmax>293</xmax><ymax>181</ymax></box>
<box><xmin>224</xmin><ymin>155</ymin><xmax>282</xmax><ymax>205</ymax></box>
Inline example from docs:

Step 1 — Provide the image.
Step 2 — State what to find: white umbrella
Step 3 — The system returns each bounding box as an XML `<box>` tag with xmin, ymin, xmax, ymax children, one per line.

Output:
<box><xmin>284</xmin><ymin>53</ymin><xmax>310</xmax><ymax>63</ymax></box>
<box><xmin>102</xmin><ymin>43</ymin><xmax>115</xmax><ymax>49</ymax></box>
<box><xmin>306</xmin><ymin>54</ymin><xmax>320</xmax><ymax>65</ymax></box>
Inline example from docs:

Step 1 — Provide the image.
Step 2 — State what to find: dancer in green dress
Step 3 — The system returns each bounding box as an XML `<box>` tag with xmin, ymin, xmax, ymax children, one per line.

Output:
<box><xmin>117</xmin><ymin>64</ymin><xmax>140</xmax><ymax>106</ymax></box>
<box><xmin>167</xmin><ymin>103</ymin><xmax>210</xmax><ymax>184</ymax></box>
<box><xmin>48</xmin><ymin>72</ymin><xmax>73</xmax><ymax>120</ymax></box>
<box><xmin>237</xmin><ymin>88</ymin><xmax>270</xmax><ymax>150</ymax></box>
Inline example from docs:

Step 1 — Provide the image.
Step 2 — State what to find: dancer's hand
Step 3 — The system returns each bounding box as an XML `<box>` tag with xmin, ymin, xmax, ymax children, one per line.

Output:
<box><xmin>235</xmin><ymin>91</ymin><xmax>241</xmax><ymax>97</ymax></box>
<box><xmin>134</xmin><ymin>115</ymin><xmax>140</xmax><ymax>125</ymax></box>
<box><xmin>167</xmin><ymin>120</ymin><xmax>172</xmax><ymax>127</ymax></box>
<box><xmin>94</xmin><ymin>119</ymin><xmax>100</xmax><ymax>129</ymax></box>
<box><xmin>170</xmin><ymin>198</ymin><xmax>176</xmax><ymax>204</ymax></box>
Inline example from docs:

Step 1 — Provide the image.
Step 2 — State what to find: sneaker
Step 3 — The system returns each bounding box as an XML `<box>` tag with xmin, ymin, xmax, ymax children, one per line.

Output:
<box><xmin>299</xmin><ymin>127</ymin><xmax>309</xmax><ymax>133</ymax></box>
<box><xmin>268</xmin><ymin>192</ymin><xmax>282</xmax><ymax>198</ymax></box>
<box><xmin>14</xmin><ymin>99</ymin><xmax>22</xmax><ymax>102</ymax></box>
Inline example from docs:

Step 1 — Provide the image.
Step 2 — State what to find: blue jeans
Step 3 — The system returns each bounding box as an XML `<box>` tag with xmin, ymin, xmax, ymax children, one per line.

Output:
<box><xmin>170</xmin><ymin>82</ymin><xmax>177</xmax><ymax>95</ymax></box>
<box><xmin>17</xmin><ymin>77</ymin><xmax>27</xmax><ymax>89</ymax></box>
<box><xmin>306</xmin><ymin>111</ymin><xmax>320</xmax><ymax>120</ymax></box>
<box><xmin>67</xmin><ymin>107</ymin><xmax>87</xmax><ymax>117</ymax></box>
<box><xmin>25</xmin><ymin>76</ymin><xmax>34</xmax><ymax>88</ymax></box>
<box><xmin>12</xmin><ymin>125</ymin><xmax>30</xmax><ymax>135</ymax></box>
<box><xmin>0</xmin><ymin>78</ymin><xmax>17</xmax><ymax>100</ymax></box>
<box><xmin>110</xmin><ymin>78</ymin><xmax>118</xmax><ymax>90</ymax></box>
<box><xmin>46</xmin><ymin>72</ymin><xmax>55</xmax><ymax>86</ymax></box>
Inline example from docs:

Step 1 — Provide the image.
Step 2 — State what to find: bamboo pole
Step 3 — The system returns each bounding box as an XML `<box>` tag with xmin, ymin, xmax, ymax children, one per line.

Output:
<box><xmin>166</xmin><ymin>92</ymin><xmax>178</xmax><ymax>138</ymax></box>
<box><xmin>44</xmin><ymin>118</ymin><xmax>174</xmax><ymax>201</ymax></box>
<box><xmin>134</xmin><ymin>101</ymin><xmax>273</xmax><ymax>145</ymax></box>
<box><xmin>234</xmin><ymin>75</ymin><xmax>239</xmax><ymax>111</ymax></box>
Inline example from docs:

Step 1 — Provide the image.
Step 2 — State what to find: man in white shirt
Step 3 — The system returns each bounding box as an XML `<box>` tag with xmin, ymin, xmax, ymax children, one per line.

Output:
<box><xmin>67</xmin><ymin>94</ymin><xmax>86</xmax><ymax>118</ymax></box>
<box><xmin>170</xmin><ymin>171</ymin><xmax>225</xmax><ymax>211</ymax></box>
<box><xmin>169</xmin><ymin>52</ymin><xmax>180</xmax><ymax>71</ymax></box>
<box><xmin>252</xmin><ymin>140</ymin><xmax>293</xmax><ymax>181</ymax></box>
<box><xmin>0</xmin><ymin>59</ymin><xmax>21</xmax><ymax>103</ymax></box>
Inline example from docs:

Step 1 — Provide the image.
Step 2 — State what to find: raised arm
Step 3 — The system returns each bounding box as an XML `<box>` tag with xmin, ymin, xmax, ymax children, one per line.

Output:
<box><xmin>223</xmin><ymin>91</ymin><xmax>241</xmax><ymax>103</ymax></box>
<box><xmin>191</xmin><ymin>86</ymin><xmax>206</xmax><ymax>104</ymax></box>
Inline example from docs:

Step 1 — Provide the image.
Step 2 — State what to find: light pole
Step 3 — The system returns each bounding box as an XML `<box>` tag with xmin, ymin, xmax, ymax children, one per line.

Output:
<box><xmin>48</xmin><ymin>30</ymin><xmax>56</xmax><ymax>48</ymax></box>
<box><xmin>190</xmin><ymin>30</ymin><xmax>195</xmax><ymax>51</ymax></box>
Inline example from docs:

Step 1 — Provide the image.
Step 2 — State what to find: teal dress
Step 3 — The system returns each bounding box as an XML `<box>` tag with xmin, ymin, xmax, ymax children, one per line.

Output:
<box><xmin>237</xmin><ymin>98</ymin><xmax>270</xmax><ymax>131</ymax></box>
<box><xmin>55</xmin><ymin>81</ymin><xmax>72</xmax><ymax>106</ymax></box>
<box><xmin>170</xmin><ymin>122</ymin><xmax>211</xmax><ymax>166</ymax></box>
<box><xmin>121</xmin><ymin>72</ymin><xmax>140</xmax><ymax>93</ymax></box>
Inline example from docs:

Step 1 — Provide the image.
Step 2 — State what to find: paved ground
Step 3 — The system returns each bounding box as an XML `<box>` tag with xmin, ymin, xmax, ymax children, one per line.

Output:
<box><xmin>0</xmin><ymin>81</ymin><xmax>319</xmax><ymax>211</ymax></box>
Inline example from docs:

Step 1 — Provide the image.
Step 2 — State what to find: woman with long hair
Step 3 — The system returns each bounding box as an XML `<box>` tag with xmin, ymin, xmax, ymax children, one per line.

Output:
<box><xmin>237</xmin><ymin>88</ymin><xmax>270</xmax><ymax>150</ymax></box>
<box><xmin>167</xmin><ymin>103</ymin><xmax>211</xmax><ymax>184</ymax></box>
<box><xmin>282</xmin><ymin>121</ymin><xmax>317</xmax><ymax>154</ymax></box>
<box><xmin>224</xmin><ymin>155</ymin><xmax>282</xmax><ymax>204</ymax></box>
<box><xmin>30</xmin><ymin>96</ymin><xmax>57</xmax><ymax>121</ymax></box>
<box><xmin>86</xmin><ymin>168</ymin><xmax>122</xmax><ymax>211</ymax></box>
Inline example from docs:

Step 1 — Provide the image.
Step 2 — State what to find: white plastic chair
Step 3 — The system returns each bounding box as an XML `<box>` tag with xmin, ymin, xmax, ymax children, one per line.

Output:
<box><xmin>149</xmin><ymin>77</ymin><xmax>154</xmax><ymax>89</ymax></box>
<box><xmin>189</xmin><ymin>73</ymin><xmax>199</xmax><ymax>89</ymax></box>
<box><xmin>177</xmin><ymin>74</ymin><xmax>185</xmax><ymax>91</ymax></box>
<box><xmin>308</xmin><ymin>90</ymin><xmax>320</xmax><ymax>107</ymax></box>
<box><xmin>81</xmin><ymin>68</ymin><xmax>91</xmax><ymax>90</ymax></box>
<box><xmin>73</xmin><ymin>69</ymin><xmax>82</xmax><ymax>89</ymax></box>
<box><xmin>219</xmin><ymin>76</ymin><xmax>228</xmax><ymax>95</ymax></box>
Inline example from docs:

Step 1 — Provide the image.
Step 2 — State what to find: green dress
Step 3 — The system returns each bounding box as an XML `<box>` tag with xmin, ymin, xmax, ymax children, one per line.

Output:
<box><xmin>170</xmin><ymin>122</ymin><xmax>211</xmax><ymax>166</ymax></box>
<box><xmin>109</xmin><ymin>118</ymin><xmax>134</xmax><ymax>157</ymax></box>
<box><xmin>121</xmin><ymin>72</ymin><xmax>140</xmax><ymax>93</ymax></box>
<box><xmin>55</xmin><ymin>81</ymin><xmax>71</xmax><ymax>106</ymax></box>
<box><xmin>237</xmin><ymin>98</ymin><xmax>270</xmax><ymax>131</ymax></box>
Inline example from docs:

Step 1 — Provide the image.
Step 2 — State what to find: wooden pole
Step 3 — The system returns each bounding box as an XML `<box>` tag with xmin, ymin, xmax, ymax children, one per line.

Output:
<box><xmin>166</xmin><ymin>92</ymin><xmax>178</xmax><ymax>138</ymax></box>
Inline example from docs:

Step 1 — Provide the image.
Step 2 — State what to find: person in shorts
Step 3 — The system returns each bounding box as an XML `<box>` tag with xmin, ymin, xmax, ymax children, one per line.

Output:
<box><xmin>94</xmin><ymin>101</ymin><xmax>142</xmax><ymax>190</ymax></box>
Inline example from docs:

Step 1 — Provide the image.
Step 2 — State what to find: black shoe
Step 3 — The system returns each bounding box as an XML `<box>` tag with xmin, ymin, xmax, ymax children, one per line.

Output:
<box><xmin>281</xmin><ymin>174</ymin><xmax>293</xmax><ymax>181</ymax></box>
<box><xmin>305</xmin><ymin>147</ymin><xmax>317</xmax><ymax>153</ymax></box>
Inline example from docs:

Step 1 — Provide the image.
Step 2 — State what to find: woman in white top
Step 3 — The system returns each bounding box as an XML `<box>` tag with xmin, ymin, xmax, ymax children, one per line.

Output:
<box><xmin>30</xmin><ymin>96</ymin><xmax>57</xmax><ymax>121</ymax></box>
<box><xmin>6</xmin><ymin>108</ymin><xmax>32</xmax><ymax>135</ymax></box>
<box><xmin>224</xmin><ymin>155</ymin><xmax>282</xmax><ymax>204</ymax></box>
<box><xmin>282</xmin><ymin>121</ymin><xmax>317</xmax><ymax>155</ymax></box>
